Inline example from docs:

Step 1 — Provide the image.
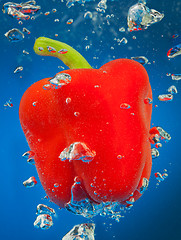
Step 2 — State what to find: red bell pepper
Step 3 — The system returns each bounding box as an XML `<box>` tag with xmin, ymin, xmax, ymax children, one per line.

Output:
<box><xmin>19</xmin><ymin>37</ymin><xmax>153</xmax><ymax>209</ymax></box>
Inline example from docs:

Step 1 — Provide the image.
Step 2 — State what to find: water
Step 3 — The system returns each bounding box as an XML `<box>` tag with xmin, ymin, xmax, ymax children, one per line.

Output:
<box><xmin>1</xmin><ymin>0</ymin><xmax>181</xmax><ymax>240</ymax></box>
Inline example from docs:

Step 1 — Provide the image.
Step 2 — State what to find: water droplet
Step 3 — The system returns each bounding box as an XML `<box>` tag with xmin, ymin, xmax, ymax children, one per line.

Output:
<box><xmin>96</xmin><ymin>0</ymin><xmax>107</xmax><ymax>13</ymax></box>
<box><xmin>59</xmin><ymin>142</ymin><xmax>96</xmax><ymax>163</ymax></box>
<box><xmin>84</xmin><ymin>11</ymin><xmax>93</xmax><ymax>19</ymax></box>
<box><xmin>23</xmin><ymin>50</ymin><xmax>29</xmax><ymax>55</ymax></box>
<box><xmin>49</xmin><ymin>73</ymin><xmax>71</xmax><ymax>88</ymax></box>
<box><xmin>127</xmin><ymin>3</ymin><xmax>164</xmax><ymax>31</ymax></box>
<box><xmin>139</xmin><ymin>178</ymin><xmax>149</xmax><ymax>194</ymax></box>
<box><xmin>167</xmin><ymin>44</ymin><xmax>181</xmax><ymax>59</ymax></box>
<box><xmin>23</xmin><ymin>27</ymin><xmax>30</xmax><ymax>34</ymax></box>
<box><xmin>171</xmin><ymin>74</ymin><xmax>181</xmax><ymax>80</ymax></box>
<box><xmin>74</xmin><ymin>112</ymin><xmax>80</xmax><ymax>117</ymax></box>
<box><xmin>119</xmin><ymin>27</ymin><xmax>125</xmax><ymax>32</ymax></box>
<box><xmin>155</xmin><ymin>172</ymin><xmax>165</xmax><ymax>182</ymax></box>
<box><xmin>117</xmin><ymin>155</ymin><xmax>123</xmax><ymax>159</ymax></box>
<box><xmin>158</xmin><ymin>94</ymin><xmax>173</xmax><ymax>102</ymax></box>
<box><xmin>120</xmin><ymin>37</ymin><xmax>128</xmax><ymax>44</ymax></box>
<box><xmin>120</xmin><ymin>103</ymin><xmax>131</xmax><ymax>109</ymax></box>
<box><xmin>38</xmin><ymin>47</ymin><xmax>44</xmax><ymax>51</ymax></box>
<box><xmin>2</xmin><ymin>1</ymin><xmax>40</xmax><ymax>20</ymax></box>
<box><xmin>36</xmin><ymin>204</ymin><xmax>55</xmax><ymax>216</ymax></box>
<box><xmin>67</xmin><ymin>18</ymin><xmax>73</xmax><ymax>24</ymax></box>
<box><xmin>168</xmin><ymin>85</ymin><xmax>178</xmax><ymax>94</ymax></box>
<box><xmin>151</xmin><ymin>148</ymin><xmax>159</xmax><ymax>158</ymax></box>
<box><xmin>131</xmin><ymin>56</ymin><xmax>149</xmax><ymax>65</ymax></box>
<box><xmin>126</xmin><ymin>197</ymin><xmax>135</xmax><ymax>204</ymax></box>
<box><xmin>34</xmin><ymin>214</ymin><xmax>53</xmax><ymax>230</ymax></box>
<box><xmin>4</xmin><ymin>99</ymin><xmax>13</xmax><ymax>108</ymax></box>
<box><xmin>54</xmin><ymin>183</ymin><xmax>59</xmax><ymax>188</ymax></box>
<box><xmin>32</xmin><ymin>101</ymin><xmax>37</xmax><ymax>106</ymax></box>
<box><xmin>5</xmin><ymin>28</ymin><xmax>24</xmax><ymax>42</ymax></box>
<box><xmin>66</xmin><ymin>97</ymin><xmax>71</xmax><ymax>104</ymax></box>
<box><xmin>156</xmin><ymin>126</ymin><xmax>171</xmax><ymax>141</ymax></box>
<box><xmin>47</xmin><ymin>46</ymin><xmax>56</xmax><ymax>53</ymax></box>
<box><xmin>44</xmin><ymin>11</ymin><xmax>50</xmax><ymax>16</ymax></box>
<box><xmin>144</xmin><ymin>97</ymin><xmax>153</xmax><ymax>104</ymax></box>
<box><xmin>58</xmin><ymin>49</ymin><xmax>68</xmax><ymax>54</ymax></box>
<box><xmin>14</xmin><ymin>66</ymin><xmax>23</xmax><ymax>74</ymax></box>
<box><xmin>43</xmin><ymin>84</ymin><xmax>52</xmax><ymax>90</ymax></box>
<box><xmin>62</xmin><ymin>223</ymin><xmax>95</xmax><ymax>240</ymax></box>
<box><xmin>23</xmin><ymin>176</ymin><xmax>37</xmax><ymax>188</ymax></box>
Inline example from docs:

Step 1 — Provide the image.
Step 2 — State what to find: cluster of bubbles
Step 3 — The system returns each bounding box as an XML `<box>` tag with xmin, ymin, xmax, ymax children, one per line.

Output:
<box><xmin>62</xmin><ymin>223</ymin><xmax>95</xmax><ymax>240</ymax></box>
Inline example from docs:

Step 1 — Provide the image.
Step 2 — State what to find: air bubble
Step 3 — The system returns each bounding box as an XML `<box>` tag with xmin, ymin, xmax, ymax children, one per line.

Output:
<box><xmin>23</xmin><ymin>176</ymin><xmax>37</xmax><ymax>188</ymax></box>
<box><xmin>36</xmin><ymin>204</ymin><xmax>55</xmax><ymax>216</ymax></box>
<box><xmin>49</xmin><ymin>73</ymin><xmax>71</xmax><ymax>88</ymax></box>
<box><xmin>66</xmin><ymin>98</ymin><xmax>71</xmax><ymax>104</ymax></box>
<box><xmin>34</xmin><ymin>214</ymin><xmax>53</xmax><ymax>230</ymax></box>
<box><xmin>59</xmin><ymin>142</ymin><xmax>96</xmax><ymax>163</ymax></box>
<box><xmin>120</xmin><ymin>103</ymin><xmax>131</xmax><ymax>109</ymax></box>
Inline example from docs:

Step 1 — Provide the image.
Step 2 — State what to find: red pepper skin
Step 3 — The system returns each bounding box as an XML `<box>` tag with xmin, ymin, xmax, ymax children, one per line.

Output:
<box><xmin>19</xmin><ymin>59</ymin><xmax>152</xmax><ymax>207</ymax></box>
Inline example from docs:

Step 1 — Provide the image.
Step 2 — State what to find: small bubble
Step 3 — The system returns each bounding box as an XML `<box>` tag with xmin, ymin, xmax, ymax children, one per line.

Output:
<box><xmin>23</xmin><ymin>50</ymin><xmax>29</xmax><ymax>55</ymax></box>
<box><xmin>84</xmin><ymin>11</ymin><xmax>93</xmax><ymax>19</ymax></box>
<box><xmin>14</xmin><ymin>66</ymin><xmax>23</xmax><ymax>74</ymax></box>
<box><xmin>47</xmin><ymin>46</ymin><xmax>56</xmax><ymax>53</ymax></box>
<box><xmin>119</xmin><ymin>27</ymin><xmax>125</xmax><ymax>32</ymax></box>
<box><xmin>67</xmin><ymin>19</ymin><xmax>73</xmax><ymax>24</ymax></box>
<box><xmin>74</xmin><ymin>112</ymin><xmax>80</xmax><ymax>117</ymax></box>
<box><xmin>120</xmin><ymin>103</ymin><xmax>131</xmax><ymax>109</ymax></box>
<box><xmin>54</xmin><ymin>183</ymin><xmax>59</xmax><ymax>188</ymax></box>
<box><xmin>168</xmin><ymin>85</ymin><xmax>178</xmax><ymax>94</ymax></box>
<box><xmin>58</xmin><ymin>49</ymin><xmax>68</xmax><ymax>54</ymax></box>
<box><xmin>66</xmin><ymin>98</ymin><xmax>71</xmax><ymax>104</ymax></box>
<box><xmin>120</xmin><ymin>37</ymin><xmax>128</xmax><ymax>44</ymax></box>
<box><xmin>117</xmin><ymin>155</ymin><xmax>123</xmax><ymax>159</ymax></box>
<box><xmin>144</xmin><ymin>97</ymin><xmax>153</xmax><ymax>104</ymax></box>
<box><xmin>32</xmin><ymin>101</ymin><xmax>37</xmax><ymax>106</ymax></box>
<box><xmin>44</xmin><ymin>11</ymin><xmax>50</xmax><ymax>16</ymax></box>
<box><xmin>43</xmin><ymin>84</ymin><xmax>52</xmax><ymax>90</ymax></box>
<box><xmin>38</xmin><ymin>47</ymin><xmax>44</xmax><ymax>51</ymax></box>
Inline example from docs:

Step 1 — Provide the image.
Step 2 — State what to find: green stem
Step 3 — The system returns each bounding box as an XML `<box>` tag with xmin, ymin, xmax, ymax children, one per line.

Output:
<box><xmin>33</xmin><ymin>37</ymin><xmax>92</xmax><ymax>69</ymax></box>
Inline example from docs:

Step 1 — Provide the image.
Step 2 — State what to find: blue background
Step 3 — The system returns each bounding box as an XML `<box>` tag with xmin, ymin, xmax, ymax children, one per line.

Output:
<box><xmin>0</xmin><ymin>0</ymin><xmax>181</xmax><ymax>239</ymax></box>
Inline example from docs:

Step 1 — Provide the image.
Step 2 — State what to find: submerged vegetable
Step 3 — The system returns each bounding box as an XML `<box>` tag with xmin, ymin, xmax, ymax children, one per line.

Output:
<box><xmin>19</xmin><ymin>37</ymin><xmax>153</xmax><ymax>209</ymax></box>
